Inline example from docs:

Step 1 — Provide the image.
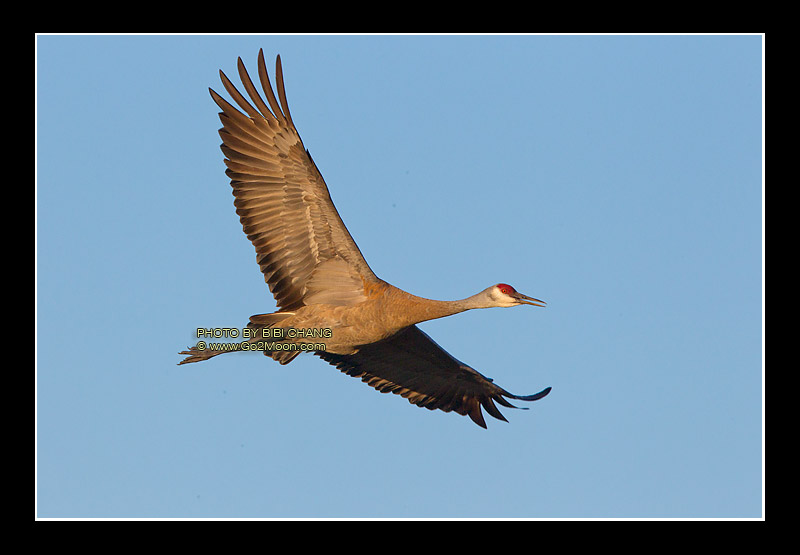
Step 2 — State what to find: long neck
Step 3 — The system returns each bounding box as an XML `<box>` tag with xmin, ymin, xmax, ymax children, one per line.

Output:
<box><xmin>387</xmin><ymin>287</ymin><xmax>490</xmax><ymax>329</ymax></box>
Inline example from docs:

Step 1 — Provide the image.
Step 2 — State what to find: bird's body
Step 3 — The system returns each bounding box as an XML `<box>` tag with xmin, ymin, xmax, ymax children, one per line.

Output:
<box><xmin>255</xmin><ymin>283</ymin><xmax>458</xmax><ymax>355</ymax></box>
<box><xmin>179</xmin><ymin>51</ymin><xmax>551</xmax><ymax>428</ymax></box>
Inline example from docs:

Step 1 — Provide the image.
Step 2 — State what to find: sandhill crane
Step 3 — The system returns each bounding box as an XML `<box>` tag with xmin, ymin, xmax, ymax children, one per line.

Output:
<box><xmin>179</xmin><ymin>50</ymin><xmax>551</xmax><ymax>428</ymax></box>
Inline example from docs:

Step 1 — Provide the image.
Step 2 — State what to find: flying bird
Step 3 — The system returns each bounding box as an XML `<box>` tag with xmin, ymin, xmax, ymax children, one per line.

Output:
<box><xmin>179</xmin><ymin>51</ymin><xmax>551</xmax><ymax>428</ymax></box>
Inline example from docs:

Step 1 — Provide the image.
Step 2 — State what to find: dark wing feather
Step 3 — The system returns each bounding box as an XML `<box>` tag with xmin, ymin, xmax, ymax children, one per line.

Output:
<box><xmin>209</xmin><ymin>50</ymin><xmax>380</xmax><ymax>311</ymax></box>
<box><xmin>316</xmin><ymin>326</ymin><xmax>551</xmax><ymax>428</ymax></box>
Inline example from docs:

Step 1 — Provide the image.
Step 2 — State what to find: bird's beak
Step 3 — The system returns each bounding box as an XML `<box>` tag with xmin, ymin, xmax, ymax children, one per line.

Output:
<box><xmin>513</xmin><ymin>292</ymin><xmax>546</xmax><ymax>307</ymax></box>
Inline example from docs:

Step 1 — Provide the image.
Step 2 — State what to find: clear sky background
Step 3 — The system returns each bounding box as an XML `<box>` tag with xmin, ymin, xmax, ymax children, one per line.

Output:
<box><xmin>36</xmin><ymin>34</ymin><xmax>763</xmax><ymax>518</ymax></box>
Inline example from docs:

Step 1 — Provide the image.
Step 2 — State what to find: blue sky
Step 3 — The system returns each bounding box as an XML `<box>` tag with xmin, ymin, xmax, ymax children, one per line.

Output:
<box><xmin>36</xmin><ymin>34</ymin><xmax>763</xmax><ymax>518</ymax></box>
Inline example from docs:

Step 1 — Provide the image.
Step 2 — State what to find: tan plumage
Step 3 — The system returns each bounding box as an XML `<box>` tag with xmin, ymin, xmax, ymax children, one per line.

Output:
<box><xmin>179</xmin><ymin>50</ymin><xmax>551</xmax><ymax>428</ymax></box>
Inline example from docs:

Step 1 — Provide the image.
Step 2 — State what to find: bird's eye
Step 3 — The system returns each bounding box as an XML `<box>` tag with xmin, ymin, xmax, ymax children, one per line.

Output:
<box><xmin>497</xmin><ymin>284</ymin><xmax>512</xmax><ymax>294</ymax></box>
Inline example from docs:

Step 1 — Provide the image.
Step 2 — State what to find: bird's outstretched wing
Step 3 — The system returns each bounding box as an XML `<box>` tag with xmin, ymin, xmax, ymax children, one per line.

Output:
<box><xmin>209</xmin><ymin>50</ymin><xmax>380</xmax><ymax>311</ymax></box>
<box><xmin>316</xmin><ymin>325</ymin><xmax>551</xmax><ymax>428</ymax></box>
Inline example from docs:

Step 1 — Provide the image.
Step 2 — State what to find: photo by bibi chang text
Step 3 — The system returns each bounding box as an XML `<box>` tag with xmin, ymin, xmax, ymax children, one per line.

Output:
<box><xmin>191</xmin><ymin>327</ymin><xmax>332</xmax><ymax>353</ymax></box>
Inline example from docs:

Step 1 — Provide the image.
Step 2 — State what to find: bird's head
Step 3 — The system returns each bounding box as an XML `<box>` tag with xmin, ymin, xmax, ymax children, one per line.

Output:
<box><xmin>486</xmin><ymin>283</ymin><xmax>546</xmax><ymax>308</ymax></box>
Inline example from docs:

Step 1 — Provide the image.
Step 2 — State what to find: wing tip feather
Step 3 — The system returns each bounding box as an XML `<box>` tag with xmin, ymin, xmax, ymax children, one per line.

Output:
<box><xmin>510</xmin><ymin>386</ymin><xmax>552</xmax><ymax>402</ymax></box>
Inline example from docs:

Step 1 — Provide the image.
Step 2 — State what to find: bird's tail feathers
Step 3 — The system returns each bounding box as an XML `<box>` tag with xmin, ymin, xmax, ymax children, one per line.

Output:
<box><xmin>177</xmin><ymin>344</ymin><xmax>230</xmax><ymax>365</ymax></box>
<box><xmin>247</xmin><ymin>312</ymin><xmax>301</xmax><ymax>365</ymax></box>
<box><xmin>177</xmin><ymin>312</ymin><xmax>299</xmax><ymax>365</ymax></box>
